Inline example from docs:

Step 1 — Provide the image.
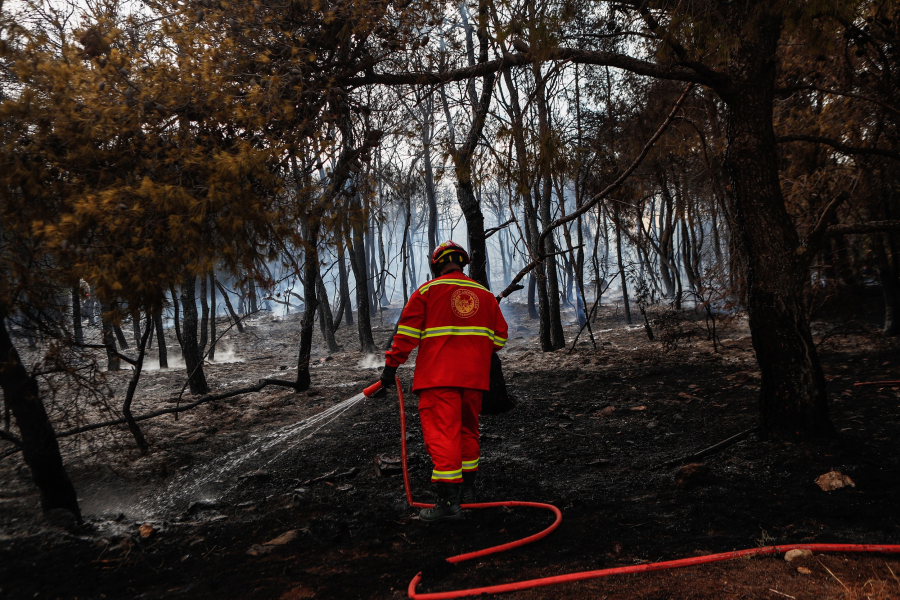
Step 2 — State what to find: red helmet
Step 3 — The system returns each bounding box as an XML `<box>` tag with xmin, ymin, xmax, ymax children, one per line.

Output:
<box><xmin>430</xmin><ymin>241</ymin><xmax>469</xmax><ymax>275</ymax></box>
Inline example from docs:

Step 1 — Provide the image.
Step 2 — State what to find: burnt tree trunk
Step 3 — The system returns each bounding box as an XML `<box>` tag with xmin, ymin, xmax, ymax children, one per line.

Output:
<box><xmin>153</xmin><ymin>310</ymin><xmax>168</xmax><ymax>369</ymax></box>
<box><xmin>873</xmin><ymin>235</ymin><xmax>900</xmax><ymax>336</ymax></box>
<box><xmin>130</xmin><ymin>308</ymin><xmax>141</xmax><ymax>349</ymax></box>
<box><xmin>337</xmin><ymin>242</ymin><xmax>353</xmax><ymax>327</ymax></box>
<box><xmin>100</xmin><ymin>305</ymin><xmax>120</xmax><ymax>371</ymax></box>
<box><xmin>615</xmin><ymin>206</ymin><xmax>633</xmax><ymax>325</ymax></box>
<box><xmin>70</xmin><ymin>286</ymin><xmax>83</xmax><ymax>344</ymax></box>
<box><xmin>122</xmin><ymin>315</ymin><xmax>152</xmax><ymax>453</ymax></box>
<box><xmin>317</xmin><ymin>274</ymin><xmax>340</xmax><ymax>353</ymax></box>
<box><xmin>0</xmin><ymin>311</ymin><xmax>81</xmax><ymax>520</ymax></box>
<box><xmin>113</xmin><ymin>321</ymin><xmax>129</xmax><ymax>350</ymax></box>
<box><xmin>348</xmin><ymin>216</ymin><xmax>376</xmax><ymax>353</ymax></box>
<box><xmin>199</xmin><ymin>274</ymin><xmax>209</xmax><ymax>356</ymax></box>
<box><xmin>170</xmin><ymin>285</ymin><xmax>183</xmax><ymax>348</ymax></box>
<box><xmin>214</xmin><ymin>281</ymin><xmax>244</xmax><ymax>333</ymax></box>
<box><xmin>296</xmin><ymin>220</ymin><xmax>320</xmax><ymax>391</ymax></box>
<box><xmin>719</xmin><ymin>13</ymin><xmax>831</xmax><ymax>439</ymax></box>
<box><xmin>208</xmin><ymin>273</ymin><xmax>217</xmax><ymax>360</ymax></box>
<box><xmin>180</xmin><ymin>275</ymin><xmax>210</xmax><ymax>395</ymax></box>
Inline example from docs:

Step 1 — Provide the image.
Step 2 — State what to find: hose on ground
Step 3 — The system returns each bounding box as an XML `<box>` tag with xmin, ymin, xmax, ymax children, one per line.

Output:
<box><xmin>360</xmin><ymin>380</ymin><xmax>900</xmax><ymax>599</ymax></box>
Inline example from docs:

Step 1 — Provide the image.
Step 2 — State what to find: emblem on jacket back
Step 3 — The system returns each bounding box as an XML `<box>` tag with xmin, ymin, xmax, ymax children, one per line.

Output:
<box><xmin>451</xmin><ymin>289</ymin><xmax>480</xmax><ymax>318</ymax></box>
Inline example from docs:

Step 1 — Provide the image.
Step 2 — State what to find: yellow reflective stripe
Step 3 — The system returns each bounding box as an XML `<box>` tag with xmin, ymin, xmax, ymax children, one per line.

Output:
<box><xmin>418</xmin><ymin>278</ymin><xmax>488</xmax><ymax>295</ymax></box>
<box><xmin>424</xmin><ymin>325</ymin><xmax>494</xmax><ymax>334</ymax></box>
<box><xmin>431</xmin><ymin>469</ymin><xmax>462</xmax><ymax>479</ymax></box>
<box><xmin>422</xmin><ymin>329</ymin><xmax>496</xmax><ymax>340</ymax></box>
<box><xmin>396</xmin><ymin>325</ymin><xmax>423</xmax><ymax>339</ymax></box>
<box><xmin>493</xmin><ymin>335</ymin><xmax>507</xmax><ymax>348</ymax></box>
<box><xmin>461</xmin><ymin>459</ymin><xmax>479</xmax><ymax>470</ymax></box>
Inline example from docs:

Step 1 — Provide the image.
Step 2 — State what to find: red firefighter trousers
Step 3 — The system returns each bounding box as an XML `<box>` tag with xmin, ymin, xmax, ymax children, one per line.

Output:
<box><xmin>418</xmin><ymin>387</ymin><xmax>482</xmax><ymax>484</ymax></box>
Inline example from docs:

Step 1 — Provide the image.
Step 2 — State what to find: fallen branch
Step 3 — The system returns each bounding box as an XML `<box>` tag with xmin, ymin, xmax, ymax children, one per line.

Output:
<box><xmin>301</xmin><ymin>467</ymin><xmax>359</xmax><ymax>486</ymax></box>
<box><xmin>853</xmin><ymin>380</ymin><xmax>900</xmax><ymax>387</ymax></box>
<box><xmin>54</xmin><ymin>378</ymin><xmax>299</xmax><ymax>439</ymax></box>
<box><xmin>654</xmin><ymin>426</ymin><xmax>759</xmax><ymax>470</ymax></box>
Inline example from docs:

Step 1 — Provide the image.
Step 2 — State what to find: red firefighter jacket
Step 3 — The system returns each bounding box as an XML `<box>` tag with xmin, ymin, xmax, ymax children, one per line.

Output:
<box><xmin>385</xmin><ymin>273</ymin><xmax>508</xmax><ymax>391</ymax></box>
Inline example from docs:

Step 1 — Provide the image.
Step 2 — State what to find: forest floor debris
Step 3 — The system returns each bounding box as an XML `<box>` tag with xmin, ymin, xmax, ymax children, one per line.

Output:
<box><xmin>0</xmin><ymin>299</ymin><xmax>898</xmax><ymax>599</ymax></box>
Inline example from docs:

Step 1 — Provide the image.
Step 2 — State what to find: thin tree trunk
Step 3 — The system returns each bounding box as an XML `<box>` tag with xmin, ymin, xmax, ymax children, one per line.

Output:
<box><xmin>615</xmin><ymin>208</ymin><xmax>633</xmax><ymax>325</ymax></box>
<box><xmin>534</xmin><ymin>63</ymin><xmax>565</xmax><ymax>349</ymax></box>
<box><xmin>154</xmin><ymin>310</ymin><xmax>168</xmax><ymax>369</ymax></box>
<box><xmin>199</xmin><ymin>274</ymin><xmax>209</xmax><ymax>356</ymax></box>
<box><xmin>122</xmin><ymin>315</ymin><xmax>152</xmax><ymax>453</ymax></box>
<box><xmin>421</xmin><ymin>95</ymin><xmax>439</xmax><ymax>255</ymax></box>
<box><xmin>873</xmin><ymin>235</ymin><xmax>900</xmax><ymax>335</ymax></box>
<box><xmin>170</xmin><ymin>285</ymin><xmax>183</xmax><ymax>348</ymax></box>
<box><xmin>337</xmin><ymin>241</ymin><xmax>353</xmax><ymax>327</ymax></box>
<box><xmin>113</xmin><ymin>321</ymin><xmax>129</xmax><ymax>350</ymax></box>
<box><xmin>0</xmin><ymin>311</ymin><xmax>81</xmax><ymax>520</ymax></box>
<box><xmin>297</xmin><ymin>219</ymin><xmax>321</xmax><ymax>390</ymax></box>
<box><xmin>214</xmin><ymin>281</ymin><xmax>244</xmax><ymax>333</ymax></box>
<box><xmin>348</xmin><ymin>217</ymin><xmax>376</xmax><ymax>353</ymax></box>
<box><xmin>180</xmin><ymin>275</ymin><xmax>210</xmax><ymax>395</ymax></box>
<box><xmin>70</xmin><ymin>286</ymin><xmax>83</xmax><ymax>344</ymax></box>
<box><xmin>317</xmin><ymin>274</ymin><xmax>340</xmax><ymax>352</ymax></box>
<box><xmin>208</xmin><ymin>273</ymin><xmax>217</xmax><ymax>360</ymax></box>
<box><xmin>248</xmin><ymin>282</ymin><xmax>258</xmax><ymax>314</ymax></box>
<box><xmin>130</xmin><ymin>308</ymin><xmax>141</xmax><ymax>349</ymax></box>
<box><xmin>100</xmin><ymin>305</ymin><xmax>120</xmax><ymax>371</ymax></box>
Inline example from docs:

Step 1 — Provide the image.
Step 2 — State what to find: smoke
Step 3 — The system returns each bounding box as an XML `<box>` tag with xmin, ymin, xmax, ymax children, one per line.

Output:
<box><xmin>144</xmin><ymin>353</ymin><xmax>185</xmax><ymax>371</ymax></box>
<box><xmin>210</xmin><ymin>343</ymin><xmax>243</xmax><ymax>363</ymax></box>
<box><xmin>357</xmin><ymin>354</ymin><xmax>383</xmax><ymax>370</ymax></box>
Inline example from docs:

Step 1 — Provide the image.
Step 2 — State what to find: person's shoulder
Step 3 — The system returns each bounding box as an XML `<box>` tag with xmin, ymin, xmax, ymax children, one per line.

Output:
<box><xmin>417</xmin><ymin>274</ymin><xmax>489</xmax><ymax>295</ymax></box>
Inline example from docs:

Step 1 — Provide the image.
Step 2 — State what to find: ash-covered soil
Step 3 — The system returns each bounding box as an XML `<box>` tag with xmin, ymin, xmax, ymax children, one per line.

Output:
<box><xmin>1</xmin><ymin>300</ymin><xmax>899</xmax><ymax>599</ymax></box>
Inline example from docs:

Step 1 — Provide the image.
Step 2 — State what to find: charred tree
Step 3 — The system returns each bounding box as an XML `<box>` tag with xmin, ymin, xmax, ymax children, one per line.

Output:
<box><xmin>317</xmin><ymin>273</ymin><xmax>340</xmax><ymax>353</ymax></box>
<box><xmin>122</xmin><ymin>315</ymin><xmax>152</xmax><ymax>453</ymax></box>
<box><xmin>615</xmin><ymin>205</ymin><xmax>633</xmax><ymax>325</ymax></box>
<box><xmin>180</xmin><ymin>275</ymin><xmax>210</xmax><ymax>395</ymax></box>
<box><xmin>717</xmin><ymin>10</ymin><xmax>831</xmax><ymax>439</ymax></box>
<box><xmin>0</xmin><ymin>310</ymin><xmax>81</xmax><ymax>520</ymax></box>
<box><xmin>337</xmin><ymin>241</ymin><xmax>353</xmax><ymax>327</ymax></box>
<box><xmin>170</xmin><ymin>285</ymin><xmax>183</xmax><ymax>348</ymax></box>
<box><xmin>208</xmin><ymin>273</ymin><xmax>217</xmax><ymax>360</ymax></box>
<box><xmin>153</xmin><ymin>310</ymin><xmax>168</xmax><ymax>369</ymax></box>
<box><xmin>348</xmin><ymin>213</ymin><xmax>376</xmax><ymax>354</ymax></box>
<box><xmin>214</xmin><ymin>280</ymin><xmax>244</xmax><ymax>333</ymax></box>
<box><xmin>296</xmin><ymin>220</ymin><xmax>320</xmax><ymax>391</ymax></box>
<box><xmin>100</xmin><ymin>305</ymin><xmax>120</xmax><ymax>371</ymax></box>
<box><xmin>70</xmin><ymin>286</ymin><xmax>83</xmax><ymax>344</ymax></box>
<box><xmin>199</xmin><ymin>274</ymin><xmax>209</xmax><ymax>356</ymax></box>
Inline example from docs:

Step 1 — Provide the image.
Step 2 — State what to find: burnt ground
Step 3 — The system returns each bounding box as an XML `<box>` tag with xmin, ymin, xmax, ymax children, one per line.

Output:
<box><xmin>1</xmin><ymin>297</ymin><xmax>899</xmax><ymax>600</ymax></box>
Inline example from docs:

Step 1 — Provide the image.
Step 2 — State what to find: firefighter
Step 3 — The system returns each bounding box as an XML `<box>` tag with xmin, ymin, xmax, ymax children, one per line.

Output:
<box><xmin>380</xmin><ymin>241</ymin><xmax>508</xmax><ymax>522</ymax></box>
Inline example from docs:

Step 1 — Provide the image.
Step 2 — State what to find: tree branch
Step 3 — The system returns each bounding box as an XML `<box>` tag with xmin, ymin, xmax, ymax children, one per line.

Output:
<box><xmin>484</xmin><ymin>218</ymin><xmax>515</xmax><ymax>239</ymax></box>
<box><xmin>778</xmin><ymin>134</ymin><xmax>900</xmax><ymax>161</ymax></box>
<box><xmin>55</xmin><ymin>378</ymin><xmax>300</xmax><ymax>439</ymax></box>
<box><xmin>348</xmin><ymin>48</ymin><xmax>716</xmax><ymax>88</ymax></box>
<box><xmin>825</xmin><ymin>220</ymin><xmax>900</xmax><ymax>237</ymax></box>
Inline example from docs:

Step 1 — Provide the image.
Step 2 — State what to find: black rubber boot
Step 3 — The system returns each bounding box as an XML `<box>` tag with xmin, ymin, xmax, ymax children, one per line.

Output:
<box><xmin>461</xmin><ymin>471</ymin><xmax>477</xmax><ymax>505</ymax></box>
<box><xmin>419</xmin><ymin>483</ymin><xmax>463</xmax><ymax>523</ymax></box>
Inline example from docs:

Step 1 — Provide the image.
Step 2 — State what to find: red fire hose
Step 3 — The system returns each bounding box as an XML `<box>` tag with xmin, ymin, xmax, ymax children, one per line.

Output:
<box><xmin>361</xmin><ymin>380</ymin><xmax>900</xmax><ymax>599</ymax></box>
